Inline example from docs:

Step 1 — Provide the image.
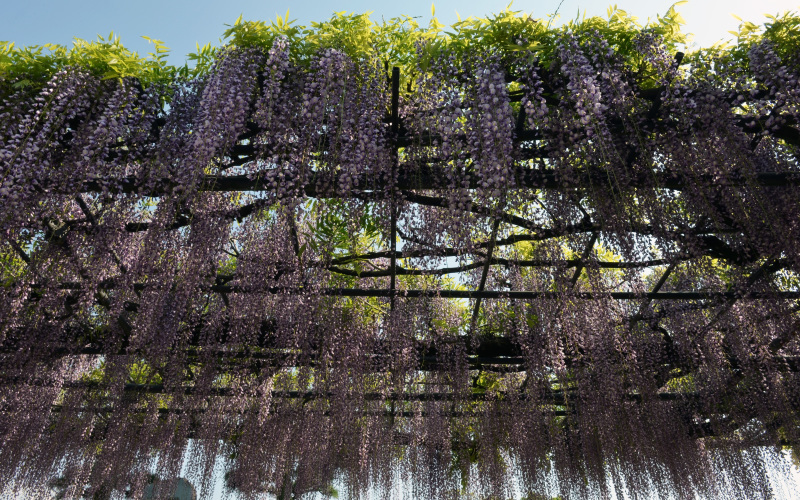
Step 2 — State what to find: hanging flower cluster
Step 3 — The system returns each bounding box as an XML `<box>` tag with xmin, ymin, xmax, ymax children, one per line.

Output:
<box><xmin>1</xmin><ymin>12</ymin><xmax>800</xmax><ymax>499</ymax></box>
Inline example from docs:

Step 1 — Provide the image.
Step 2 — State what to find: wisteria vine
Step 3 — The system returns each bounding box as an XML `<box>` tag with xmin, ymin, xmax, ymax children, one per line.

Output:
<box><xmin>1</xmin><ymin>11</ymin><xmax>800</xmax><ymax>500</ymax></box>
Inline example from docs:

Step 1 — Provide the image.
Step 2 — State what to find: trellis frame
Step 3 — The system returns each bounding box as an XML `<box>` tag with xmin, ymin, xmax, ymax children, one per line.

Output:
<box><xmin>2</xmin><ymin>21</ymin><xmax>800</xmax><ymax>496</ymax></box>
<box><xmin>7</xmin><ymin>64</ymin><xmax>800</xmax><ymax>404</ymax></box>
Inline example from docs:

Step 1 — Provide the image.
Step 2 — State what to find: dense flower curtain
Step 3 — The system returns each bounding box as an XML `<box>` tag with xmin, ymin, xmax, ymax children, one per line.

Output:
<box><xmin>1</xmin><ymin>12</ymin><xmax>800</xmax><ymax>498</ymax></box>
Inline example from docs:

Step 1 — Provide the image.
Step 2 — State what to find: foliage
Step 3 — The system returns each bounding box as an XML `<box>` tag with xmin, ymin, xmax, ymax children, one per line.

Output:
<box><xmin>0</xmin><ymin>32</ymin><xmax>173</xmax><ymax>91</ymax></box>
<box><xmin>2</xmin><ymin>4</ymin><xmax>795</xmax><ymax>96</ymax></box>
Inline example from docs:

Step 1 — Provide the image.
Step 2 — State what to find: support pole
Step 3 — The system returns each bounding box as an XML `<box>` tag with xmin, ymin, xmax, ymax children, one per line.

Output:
<box><xmin>390</xmin><ymin>67</ymin><xmax>400</xmax><ymax>310</ymax></box>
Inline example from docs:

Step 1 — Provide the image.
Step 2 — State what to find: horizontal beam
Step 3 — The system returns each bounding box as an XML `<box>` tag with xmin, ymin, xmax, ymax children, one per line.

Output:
<box><xmin>46</xmin><ymin>405</ymin><xmax>572</xmax><ymax>418</ymax></box>
<box><xmin>207</xmin><ymin>288</ymin><xmax>800</xmax><ymax>300</ymax></box>
<box><xmin>75</xmin><ymin>168</ymin><xmax>800</xmax><ymax>198</ymax></box>
<box><xmin>37</xmin><ymin>383</ymin><xmax>702</xmax><ymax>405</ymax></box>
<box><xmin>32</xmin><ymin>281</ymin><xmax>800</xmax><ymax>301</ymax></box>
<box><xmin>327</xmin><ymin>257</ymin><xmax>672</xmax><ymax>278</ymax></box>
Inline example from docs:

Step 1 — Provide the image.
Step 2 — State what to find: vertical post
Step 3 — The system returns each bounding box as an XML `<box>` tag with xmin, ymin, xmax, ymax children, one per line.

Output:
<box><xmin>390</xmin><ymin>67</ymin><xmax>400</xmax><ymax>310</ymax></box>
<box><xmin>630</xmin><ymin>262</ymin><xmax>676</xmax><ymax>325</ymax></box>
<box><xmin>470</xmin><ymin>218</ymin><xmax>501</xmax><ymax>335</ymax></box>
<box><xmin>569</xmin><ymin>232</ymin><xmax>597</xmax><ymax>287</ymax></box>
<box><xmin>391</xmin><ymin>67</ymin><xmax>400</xmax><ymax>137</ymax></box>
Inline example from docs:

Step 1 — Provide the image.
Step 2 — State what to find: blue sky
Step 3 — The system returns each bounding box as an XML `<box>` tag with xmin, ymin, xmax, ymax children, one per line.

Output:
<box><xmin>2</xmin><ymin>1</ymin><xmax>798</xmax><ymax>66</ymax></box>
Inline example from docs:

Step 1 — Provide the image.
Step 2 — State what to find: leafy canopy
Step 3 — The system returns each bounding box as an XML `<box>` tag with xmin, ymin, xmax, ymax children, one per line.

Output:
<box><xmin>2</xmin><ymin>3</ymin><xmax>796</xmax><ymax>93</ymax></box>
